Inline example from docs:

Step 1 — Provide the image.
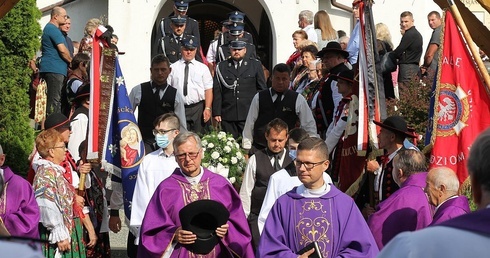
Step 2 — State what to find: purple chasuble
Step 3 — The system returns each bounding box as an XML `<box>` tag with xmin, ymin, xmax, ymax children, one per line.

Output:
<box><xmin>138</xmin><ymin>168</ymin><xmax>253</xmax><ymax>258</ymax></box>
<box><xmin>429</xmin><ymin>195</ymin><xmax>470</xmax><ymax>226</ymax></box>
<box><xmin>0</xmin><ymin>166</ymin><xmax>40</xmax><ymax>238</ymax></box>
<box><xmin>258</xmin><ymin>185</ymin><xmax>379</xmax><ymax>258</ymax></box>
<box><xmin>368</xmin><ymin>172</ymin><xmax>433</xmax><ymax>249</ymax></box>
<box><xmin>439</xmin><ymin>208</ymin><xmax>490</xmax><ymax>235</ymax></box>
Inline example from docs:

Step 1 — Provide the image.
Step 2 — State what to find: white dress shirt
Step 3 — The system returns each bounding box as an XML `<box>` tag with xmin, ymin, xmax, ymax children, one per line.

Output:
<box><xmin>130</xmin><ymin>148</ymin><xmax>178</xmax><ymax>244</ymax></box>
<box><xmin>168</xmin><ymin>59</ymin><xmax>213</xmax><ymax>105</ymax></box>
<box><xmin>239</xmin><ymin>149</ymin><xmax>287</xmax><ymax>217</ymax></box>
<box><xmin>303</xmin><ymin>24</ymin><xmax>318</xmax><ymax>43</ymax></box>
<box><xmin>206</xmin><ymin>40</ymin><xmax>218</xmax><ymax>64</ymax></box>
<box><xmin>128</xmin><ymin>81</ymin><xmax>187</xmax><ymax>131</ymax></box>
<box><xmin>242</xmin><ymin>88</ymin><xmax>319</xmax><ymax>149</ymax></box>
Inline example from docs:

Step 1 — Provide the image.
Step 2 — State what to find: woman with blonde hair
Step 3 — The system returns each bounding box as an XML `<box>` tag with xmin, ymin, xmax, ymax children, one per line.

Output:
<box><xmin>375</xmin><ymin>22</ymin><xmax>396</xmax><ymax>100</ymax></box>
<box><xmin>79</xmin><ymin>18</ymin><xmax>103</xmax><ymax>55</ymax></box>
<box><xmin>314</xmin><ymin>10</ymin><xmax>338</xmax><ymax>49</ymax></box>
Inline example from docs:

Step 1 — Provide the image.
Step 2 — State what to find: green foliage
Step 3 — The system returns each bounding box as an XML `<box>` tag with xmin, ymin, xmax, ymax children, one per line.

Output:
<box><xmin>201</xmin><ymin>131</ymin><xmax>246</xmax><ymax>185</ymax></box>
<box><xmin>0</xmin><ymin>0</ymin><xmax>42</xmax><ymax>176</ymax></box>
<box><xmin>386</xmin><ymin>77</ymin><xmax>432</xmax><ymax>149</ymax></box>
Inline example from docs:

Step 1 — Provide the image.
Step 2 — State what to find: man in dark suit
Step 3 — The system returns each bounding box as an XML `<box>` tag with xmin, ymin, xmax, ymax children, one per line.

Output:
<box><xmin>152</xmin><ymin>0</ymin><xmax>200</xmax><ymax>57</ymax></box>
<box><xmin>155</xmin><ymin>15</ymin><xmax>202</xmax><ymax>63</ymax></box>
<box><xmin>213</xmin><ymin>39</ymin><xmax>267</xmax><ymax>138</ymax></box>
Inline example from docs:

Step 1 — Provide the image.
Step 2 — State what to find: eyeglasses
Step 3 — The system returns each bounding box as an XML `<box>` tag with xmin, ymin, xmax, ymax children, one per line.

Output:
<box><xmin>152</xmin><ymin>128</ymin><xmax>177</xmax><ymax>136</ymax></box>
<box><xmin>51</xmin><ymin>145</ymin><xmax>67</xmax><ymax>151</ymax></box>
<box><xmin>294</xmin><ymin>160</ymin><xmax>326</xmax><ymax>170</ymax></box>
<box><xmin>175</xmin><ymin>149</ymin><xmax>201</xmax><ymax>161</ymax></box>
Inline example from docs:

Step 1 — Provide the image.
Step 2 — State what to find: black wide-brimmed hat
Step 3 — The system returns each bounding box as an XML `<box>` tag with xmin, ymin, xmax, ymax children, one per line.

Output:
<box><xmin>44</xmin><ymin>113</ymin><xmax>70</xmax><ymax>130</ymax></box>
<box><xmin>331</xmin><ymin>70</ymin><xmax>355</xmax><ymax>84</ymax></box>
<box><xmin>179</xmin><ymin>200</ymin><xmax>230</xmax><ymax>254</ymax></box>
<box><xmin>317</xmin><ymin>41</ymin><xmax>349</xmax><ymax>59</ymax></box>
<box><xmin>74</xmin><ymin>83</ymin><xmax>90</xmax><ymax>101</ymax></box>
<box><xmin>374</xmin><ymin>116</ymin><xmax>417</xmax><ymax>138</ymax></box>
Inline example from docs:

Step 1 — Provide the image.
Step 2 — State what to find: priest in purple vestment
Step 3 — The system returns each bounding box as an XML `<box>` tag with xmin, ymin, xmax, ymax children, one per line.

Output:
<box><xmin>378</xmin><ymin>128</ymin><xmax>490</xmax><ymax>258</ymax></box>
<box><xmin>426</xmin><ymin>167</ymin><xmax>470</xmax><ymax>226</ymax></box>
<box><xmin>258</xmin><ymin>138</ymin><xmax>379</xmax><ymax>258</ymax></box>
<box><xmin>368</xmin><ymin>149</ymin><xmax>433</xmax><ymax>249</ymax></box>
<box><xmin>0</xmin><ymin>144</ymin><xmax>40</xmax><ymax>238</ymax></box>
<box><xmin>138</xmin><ymin>132</ymin><xmax>253</xmax><ymax>258</ymax></box>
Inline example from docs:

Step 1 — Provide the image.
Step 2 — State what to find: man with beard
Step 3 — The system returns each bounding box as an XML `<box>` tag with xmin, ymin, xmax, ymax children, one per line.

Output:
<box><xmin>213</xmin><ymin>39</ymin><xmax>267</xmax><ymax>138</ymax></box>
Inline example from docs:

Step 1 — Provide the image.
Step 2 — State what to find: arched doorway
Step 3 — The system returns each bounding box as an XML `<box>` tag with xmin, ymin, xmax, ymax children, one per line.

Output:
<box><xmin>151</xmin><ymin>0</ymin><xmax>273</xmax><ymax>70</ymax></box>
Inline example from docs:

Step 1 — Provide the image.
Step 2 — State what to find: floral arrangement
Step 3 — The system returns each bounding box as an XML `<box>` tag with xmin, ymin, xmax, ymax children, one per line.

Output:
<box><xmin>201</xmin><ymin>131</ymin><xmax>246</xmax><ymax>185</ymax></box>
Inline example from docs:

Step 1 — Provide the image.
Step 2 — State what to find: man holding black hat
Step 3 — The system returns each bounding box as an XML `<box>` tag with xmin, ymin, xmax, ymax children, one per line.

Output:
<box><xmin>213</xmin><ymin>38</ymin><xmax>267</xmax><ymax>138</ymax></box>
<box><xmin>129</xmin><ymin>55</ymin><xmax>186</xmax><ymax>153</ymax></box>
<box><xmin>155</xmin><ymin>15</ymin><xmax>203</xmax><ymax>63</ymax></box>
<box><xmin>152</xmin><ymin>0</ymin><xmax>200</xmax><ymax>58</ymax></box>
<box><xmin>314</xmin><ymin>41</ymin><xmax>351</xmax><ymax>138</ymax></box>
<box><xmin>168</xmin><ymin>36</ymin><xmax>213</xmax><ymax>134</ymax></box>
<box><xmin>138</xmin><ymin>132</ymin><xmax>253</xmax><ymax>257</ymax></box>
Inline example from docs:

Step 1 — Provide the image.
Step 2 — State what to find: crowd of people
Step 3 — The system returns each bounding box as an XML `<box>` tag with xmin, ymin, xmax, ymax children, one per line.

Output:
<box><xmin>3</xmin><ymin>0</ymin><xmax>490</xmax><ymax>257</ymax></box>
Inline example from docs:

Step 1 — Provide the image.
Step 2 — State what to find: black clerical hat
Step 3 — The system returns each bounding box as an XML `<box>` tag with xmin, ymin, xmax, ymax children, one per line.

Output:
<box><xmin>179</xmin><ymin>199</ymin><xmax>230</xmax><ymax>254</ymax></box>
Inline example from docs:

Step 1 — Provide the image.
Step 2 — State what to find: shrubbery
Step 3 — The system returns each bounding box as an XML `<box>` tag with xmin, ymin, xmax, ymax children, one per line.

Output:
<box><xmin>0</xmin><ymin>0</ymin><xmax>42</xmax><ymax>176</ymax></box>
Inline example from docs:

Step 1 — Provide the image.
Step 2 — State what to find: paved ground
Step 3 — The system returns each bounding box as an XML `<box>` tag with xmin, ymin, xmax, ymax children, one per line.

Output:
<box><xmin>109</xmin><ymin>210</ymin><xmax>129</xmax><ymax>258</ymax></box>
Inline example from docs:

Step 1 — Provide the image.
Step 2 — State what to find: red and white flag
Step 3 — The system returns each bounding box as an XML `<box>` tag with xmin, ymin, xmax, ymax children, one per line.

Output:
<box><xmin>428</xmin><ymin>10</ymin><xmax>490</xmax><ymax>183</ymax></box>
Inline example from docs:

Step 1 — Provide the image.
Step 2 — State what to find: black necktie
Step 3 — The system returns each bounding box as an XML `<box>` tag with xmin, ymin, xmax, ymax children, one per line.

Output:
<box><xmin>273</xmin><ymin>91</ymin><xmax>283</xmax><ymax>107</ymax></box>
<box><xmin>153</xmin><ymin>84</ymin><xmax>166</xmax><ymax>99</ymax></box>
<box><xmin>183</xmin><ymin>61</ymin><xmax>190</xmax><ymax>96</ymax></box>
<box><xmin>273</xmin><ymin>153</ymin><xmax>281</xmax><ymax>171</ymax></box>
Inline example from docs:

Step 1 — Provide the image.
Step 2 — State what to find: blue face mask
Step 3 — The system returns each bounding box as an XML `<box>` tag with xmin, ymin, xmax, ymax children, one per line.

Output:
<box><xmin>155</xmin><ymin>134</ymin><xmax>170</xmax><ymax>149</ymax></box>
<box><xmin>289</xmin><ymin>149</ymin><xmax>297</xmax><ymax>160</ymax></box>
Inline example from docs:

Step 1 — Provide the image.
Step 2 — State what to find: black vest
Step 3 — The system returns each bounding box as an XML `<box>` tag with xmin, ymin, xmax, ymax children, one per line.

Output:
<box><xmin>250</xmin><ymin>149</ymin><xmax>292</xmax><ymax>215</ymax></box>
<box><xmin>253</xmin><ymin>90</ymin><xmax>298</xmax><ymax>149</ymax></box>
<box><xmin>138</xmin><ymin>82</ymin><xmax>176</xmax><ymax>140</ymax></box>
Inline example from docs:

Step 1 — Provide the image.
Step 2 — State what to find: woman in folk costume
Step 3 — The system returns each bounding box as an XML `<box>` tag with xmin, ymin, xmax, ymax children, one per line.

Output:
<box><xmin>286</xmin><ymin>30</ymin><xmax>308</xmax><ymax>71</ymax></box>
<box><xmin>33</xmin><ymin>129</ymin><xmax>87</xmax><ymax>257</ymax></box>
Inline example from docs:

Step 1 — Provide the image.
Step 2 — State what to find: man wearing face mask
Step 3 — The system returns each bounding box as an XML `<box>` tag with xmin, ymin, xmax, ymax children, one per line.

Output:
<box><xmin>130</xmin><ymin>113</ymin><xmax>181</xmax><ymax>248</ymax></box>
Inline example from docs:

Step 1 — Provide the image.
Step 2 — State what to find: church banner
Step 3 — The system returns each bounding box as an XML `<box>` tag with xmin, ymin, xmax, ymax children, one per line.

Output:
<box><xmin>428</xmin><ymin>10</ymin><xmax>490</xmax><ymax>183</ymax></box>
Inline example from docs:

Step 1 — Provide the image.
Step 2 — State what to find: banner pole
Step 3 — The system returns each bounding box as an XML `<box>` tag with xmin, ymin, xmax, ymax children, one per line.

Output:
<box><xmin>447</xmin><ymin>0</ymin><xmax>490</xmax><ymax>91</ymax></box>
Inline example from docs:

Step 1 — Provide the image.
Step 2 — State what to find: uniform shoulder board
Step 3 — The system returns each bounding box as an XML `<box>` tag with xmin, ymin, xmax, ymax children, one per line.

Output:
<box><xmin>189</xmin><ymin>17</ymin><xmax>198</xmax><ymax>22</ymax></box>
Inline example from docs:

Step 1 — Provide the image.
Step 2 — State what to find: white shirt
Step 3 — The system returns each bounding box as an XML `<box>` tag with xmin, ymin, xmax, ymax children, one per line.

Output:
<box><xmin>374</xmin><ymin>147</ymin><xmax>401</xmax><ymax>201</ymax></box>
<box><xmin>257</xmin><ymin>169</ymin><xmax>333</xmax><ymax>234</ymax></box>
<box><xmin>68</xmin><ymin>112</ymin><xmax>89</xmax><ymax>163</ymax></box>
<box><xmin>239</xmin><ymin>149</ymin><xmax>288</xmax><ymax>217</ymax></box>
<box><xmin>303</xmin><ymin>24</ymin><xmax>318</xmax><ymax>43</ymax></box>
<box><xmin>168</xmin><ymin>58</ymin><xmax>213</xmax><ymax>105</ymax></box>
<box><xmin>242</xmin><ymin>89</ymin><xmax>319</xmax><ymax>149</ymax></box>
<box><xmin>130</xmin><ymin>148</ymin><xmax>178</xmax><ymax>244</ymax></box>
<box><xmin>206</xmin><ymin>40</ymin><xmax>218</xmax><ymax>64</ymax></box>
<box><xmin>128</xmin><ymin>81</ymin><xmax>187</xmax><ymax>131</ymax></box>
